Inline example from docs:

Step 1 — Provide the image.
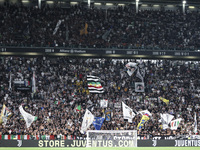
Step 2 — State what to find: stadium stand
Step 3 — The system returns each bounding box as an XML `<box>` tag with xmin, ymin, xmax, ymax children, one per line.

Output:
<box><xmin>0</xmin><ymin>0</ymin><xmax>200</xmax><ymax>141</ymax></box>
<box><xmin>0</xmin><ymin>3</ymin><xmax>200</xmax><ymax>50</ymax></box>
<box><xmin>0</xmin><ymin>57</ymin><xmax>199</xmax><ymax>140</ymax></box>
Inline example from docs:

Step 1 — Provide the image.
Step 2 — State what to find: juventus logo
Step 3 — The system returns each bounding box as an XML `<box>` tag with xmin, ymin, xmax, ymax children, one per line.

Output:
<box><xmin>152</xmin><ymin>140</ymin><xmax>157</xmax><ymax>147</ymax></box>
<box><xmin>17</xmin><ymin>140</ymin><xmax>22</xmax><ymax>147</ymax></box>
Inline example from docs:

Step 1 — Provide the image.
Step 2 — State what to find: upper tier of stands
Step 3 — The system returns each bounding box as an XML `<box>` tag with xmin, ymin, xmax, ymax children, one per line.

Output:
<box><xmin>0</xmin><ymin>4</ymin><xmax>200</xmax><ymax>51</ymax></box>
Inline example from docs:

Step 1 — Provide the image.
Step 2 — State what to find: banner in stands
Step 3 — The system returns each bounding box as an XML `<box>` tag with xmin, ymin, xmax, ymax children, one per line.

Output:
<box><xmin>135</xmin><ymin>82</ymin><xmax>144</xmax><ymax>92</ymax></box>
<box><xmin>0</xmin><ymin>140</ymin><xmax>200</xmax><ymax>147</ymax></box>
<box><xmin>0</xmin><ymin>47</ymin><xmax>200</xmax><ymax>60</ymax></box>
<box><xmin>138</xmin><ymin>135</ymin><xmax>176</xmax><ymax>140</ymax></box>
<box><xmin>13</xmin><ymin>80</ymin><xmax>31</xmax><ymax>91</ymax></box>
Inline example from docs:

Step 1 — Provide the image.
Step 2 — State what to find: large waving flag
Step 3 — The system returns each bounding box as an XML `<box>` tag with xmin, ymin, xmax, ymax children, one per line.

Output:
<box><xmin>87</xmin><ymin>75</ymin><xmax>104</xmax><ymax>93</ymax></box>
<box><xmin>0</xmin><ymin>104</ymin><xmax>12</xmax><ymax>126</ymax></box>
<box><xmin>159</xmin><ymin>97</ymin><xmax>169</xmax><ymax>105</ymax></box>
<box><xmin>93</xmin><ymin>117</ymin><xmax>105</xmax><ymax>130</ymax></box>
<box><xmin>137</xmin><ymin>113</ymin><xmax>151</xmax><ymax>130</ymax></box>
<box><xmin>19</xmin><ymin>105</ymin><xmax>37</xmax><ymax>128</ymax></box>
<box><xmin>80</xmin><ymin>109</ymin><xmax>94</xmax><ymax>134</ymax></box>
<box><xmin>126</xmin><ymin>62</ymin><xmax>137</xmax><ymax>76</ymax></box>
<box><xmin>160</xmin><ymin>113</ymin><xmax>174</xmax><ymax>129</ymax></box>
<box><xmin>122</xmin><ymin>102</ymin><xmax>136</xmax><ymax>123</ymax></box>
<box><xmin>170</xmin><ymin>118</ymin><xmax>182</xmax><ymax>130</ymax></box>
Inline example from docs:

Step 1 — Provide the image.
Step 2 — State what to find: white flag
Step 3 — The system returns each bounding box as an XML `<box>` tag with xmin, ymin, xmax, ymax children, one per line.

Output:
<box><xmin>194</xmin><ymin>112</ymin><xmax>197</xmax><ymax>134</ymax></box>
<box><xmin>126</xmin><ymin>62</ymin><xmax>137</xmax><ymax>76</ymax></box>
<box><xmin>17</xmin><ymin>72</ymin><xmax>24</xmax><ymax>80</ymax></box>
<box><xmin>53</xmin><ymin>20</ymin><xmax>62</xmax><ymax>35</ymax></box>
<box><xmin>160</xmin><ymin>113</ymin><xmax>174</xmax><ymax>129</ymax></box>
<box><xmin>139</xmin><ymin>110</ymin><xmax>152</xmax><ymax>116</ymax></box>
<box><xmin>80</xmin><ymin>109</ymin><xmax>94</xmax><ymax>134</ymax></box>
<box><xmin>122</xmin><ymin>102</ymin><xmax>136</xmax><ymax>123</ymax></box>
<box><xmin>100</xmin><ymin>99</ymin><xmax>108</xmax><ymax>108</ymax></box>
<box><xmin>19</xmin><ymin>105</ymin><xmax>37</xmax><ymax>128</ymax></box>
<box><xmin>170</xmin><ymin>118</ymin><xmax>182</xmax><ymax>130</ymax></box>
<box><xmin>32</xmin><ymin>72</ymin><xmax>36</xmax><ymax>93</ymax></box>
<box><xmin>0</xmin><ymin>104</ymin><xmax>12</xmax><ymax>126</ymax></box>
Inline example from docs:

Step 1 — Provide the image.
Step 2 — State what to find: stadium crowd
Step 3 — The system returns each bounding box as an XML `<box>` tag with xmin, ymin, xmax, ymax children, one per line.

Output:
<box><xmin>0</xmin><ymin>4</ymin><xmax>200</xmax><ymax>50</ymax></box>
<box><xmin>0</xmin><ymin>56</ymin><xmax>199</xmax><ymax>140</ymax></box>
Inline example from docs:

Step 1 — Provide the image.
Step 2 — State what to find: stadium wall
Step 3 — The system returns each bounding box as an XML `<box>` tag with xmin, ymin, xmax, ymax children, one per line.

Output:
<box><xmin>0</xmin><ymin>139</ymin><xmax>200</xmax><ymax>147</ymax></box>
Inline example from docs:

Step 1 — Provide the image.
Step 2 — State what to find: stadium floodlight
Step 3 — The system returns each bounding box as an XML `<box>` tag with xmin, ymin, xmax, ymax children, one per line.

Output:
<box><xmin>70</xmin><ymin>2</ymin><xmax>78</xmax><ymax>5</ymax></box>
<box><xmin>142</xmin><ymin>4</ymin><xmax>148</xmax><ymax>7</ymax></box>
<box><xmin>189</xmin><ymin>6</ymin><xmax>195</xmax><ymax>9</ymax></box>
<box><xmin>86</xmin><ymin>130</ymin><xmax>137</xmax><ymax>147</ymax></box>
<box><xmin>167</xmin><ymin>5</ymin><xmax>174</xmax><ymax>7</ymax></box>
<box><xmin>106</xmin><ymin>3</ymin><xmax>113</xmax><ymax>6</ymax></box>
<box><xmin>94</xmin><ymin>3</ymin><xmax>101</xmax><ymax>5</ymax></box>
<box><xmin>182</xmin><ymin>0</ymin><xmax>186</xmax><ymax>4</ymax></box>
<box><xmin>118</xmin><ymin>4</ymin><xmax>125</xmax><ymax>6</ymax></box>
<box><xmin>22</xmin><ymin>0</ymin><xmax>29</xmax><ymax>3</ymax></box>
<box><xmin>46</xmin><ymin>1</ymin><xmax>54</xmax><ymax>4</ymax></box>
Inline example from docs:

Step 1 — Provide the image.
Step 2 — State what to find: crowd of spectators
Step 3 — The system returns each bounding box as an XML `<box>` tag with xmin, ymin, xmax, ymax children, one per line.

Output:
<box><xmin>0</xmin><ymin>56</ymin><xmax>199</xmax><ymax>140</ymax></box>
<box><xmin>0</xmin><ymin>3</ymin><xmax>200</xmax><ymax>50</ymax></box>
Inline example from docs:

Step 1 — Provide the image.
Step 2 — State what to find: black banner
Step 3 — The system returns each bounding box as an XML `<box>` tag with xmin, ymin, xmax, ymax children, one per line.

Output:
<box><xmin>0</xmin><ymin>47</ymin><xmax>200</xmax><ymax>60</ymax></box>
<box><xmin>13</xmin><ymin>80</ymin><xmax>31</xmax><ymax>91</ymax></box>
<box><xmin>0</xmin><ymin>140</ymin><xmax>200</xmax><ymax>147</ymax></box>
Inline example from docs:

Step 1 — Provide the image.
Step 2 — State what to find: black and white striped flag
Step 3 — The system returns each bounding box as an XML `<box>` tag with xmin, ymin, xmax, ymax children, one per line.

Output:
<box><xmin>87</xmin><ymin>75</ymin><xmax>104</xmax><ymax>93</ymax></box>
